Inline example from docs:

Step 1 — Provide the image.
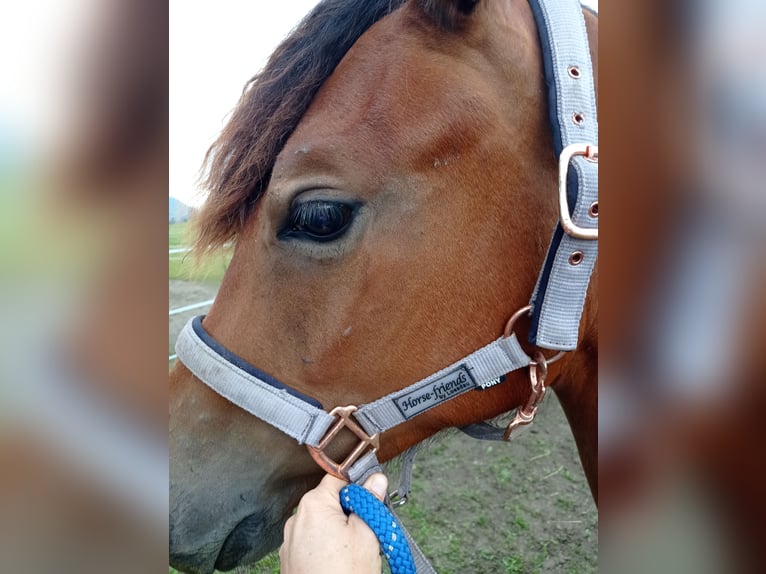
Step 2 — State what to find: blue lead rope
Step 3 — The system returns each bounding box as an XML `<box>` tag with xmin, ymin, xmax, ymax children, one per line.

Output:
<box><xmin>340</xmin><ymin>484</ymin><xmax>416</xmax><ymax>574</ymax></box>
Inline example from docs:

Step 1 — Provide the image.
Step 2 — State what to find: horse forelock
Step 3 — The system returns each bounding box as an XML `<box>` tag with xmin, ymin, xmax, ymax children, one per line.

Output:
<box><xmin>416</xmin><ymin>0</ymin><xmax>480</xmax><ymax>31</ymax></box>
<box><xmin>193</xmin><ymin>0</ymin><xmax>407</xmax><ymax>254</ymax></box>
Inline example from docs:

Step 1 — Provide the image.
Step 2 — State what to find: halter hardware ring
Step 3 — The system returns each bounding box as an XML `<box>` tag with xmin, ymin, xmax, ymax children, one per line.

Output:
<box><xmin>307</xmin><ymin>405</ymin><xmax>380</xmax><ymax>481</ymax></box>
<box><xmin>528</xmin><ymin>351</ymin><xmax>549</xmax><ymax>380</ymax></box>
<box><xmin>559</xmin><ymin>143</ymin><xmax>599</xmax><ymax>240</ymax></box>
<box><xmin>388</xmin><ymin>489</ymin><xmax>409</xmax><ymax>508</ymax></box>
<box><xmin>503</xmin><ymin>351</ymin><xmax>548</xmax><ymax>441</ymax></box>
<box><xmin>503</xmin><ymin>305</ymin><xmax>565</xmax><ymax>365</ymax></box>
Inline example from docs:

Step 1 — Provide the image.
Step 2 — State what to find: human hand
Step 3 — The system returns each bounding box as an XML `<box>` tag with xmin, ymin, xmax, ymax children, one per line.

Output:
<box><xmin>279</xmin><ymin>472</ymin><xmax>388</xmax><ymax>574</ymax></box>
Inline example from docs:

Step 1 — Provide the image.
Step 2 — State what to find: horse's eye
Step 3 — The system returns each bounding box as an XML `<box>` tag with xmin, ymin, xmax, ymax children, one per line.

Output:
<box><xmin>281</xmin><ymin>200</ymin><xmax>354</xmax><ymax>242</ymax></box>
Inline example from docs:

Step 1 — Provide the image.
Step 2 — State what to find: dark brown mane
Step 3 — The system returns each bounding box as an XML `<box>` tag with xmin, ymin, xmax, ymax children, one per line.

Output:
<box><xmin>194</xmin><ymin>0</ymin><xmax>406</xmax><ymax>253</ymax></box>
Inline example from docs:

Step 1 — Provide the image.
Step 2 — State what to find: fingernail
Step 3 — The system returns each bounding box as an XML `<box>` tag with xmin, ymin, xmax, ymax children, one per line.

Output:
<box><xmin>368</xmin><ymin>474</ymin><xmax>388</xmax><ymax>500</ymax></box>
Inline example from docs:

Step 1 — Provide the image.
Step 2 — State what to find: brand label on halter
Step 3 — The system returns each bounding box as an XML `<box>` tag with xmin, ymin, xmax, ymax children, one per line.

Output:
<box><xmin>393</xmin><ymin>366</ymin><xmax>476</xmax><ymax>419</ymax></box>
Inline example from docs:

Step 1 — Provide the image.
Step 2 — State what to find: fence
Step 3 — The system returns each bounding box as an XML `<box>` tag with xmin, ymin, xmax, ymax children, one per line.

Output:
<box><xmin>169</xmin><ymin>243</ymin><xmax>216</xmax><ymax>362</ymax></box>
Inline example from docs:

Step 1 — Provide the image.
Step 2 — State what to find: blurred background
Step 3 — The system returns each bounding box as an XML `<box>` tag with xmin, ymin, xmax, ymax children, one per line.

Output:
<box><xmin>0</xmin><ymin>0</ymin><xmax>168</xmax><ymax>572</ymax></box>
<box><xmin>2</xmin><ymin>0</ymin><xmax>765</xmax><ymax>572</ymax></box>
<box><xmin>600</xmin><ymin>0</ymin><xmax>766</xmax><ymax>572</ymax></box>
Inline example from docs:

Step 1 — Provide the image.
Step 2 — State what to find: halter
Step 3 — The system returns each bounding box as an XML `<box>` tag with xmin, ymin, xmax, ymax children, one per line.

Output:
<box><xmin>175</xmin><ymin>0</ymin><xmax>596</xmax><ymax>571</ymax></box>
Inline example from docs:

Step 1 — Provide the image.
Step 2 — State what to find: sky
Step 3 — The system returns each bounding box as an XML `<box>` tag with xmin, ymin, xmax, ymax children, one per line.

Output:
<box><xmin>169</xmin><ymin>0</ymin><xmax>323</xmax><ymax>206</ymax></box>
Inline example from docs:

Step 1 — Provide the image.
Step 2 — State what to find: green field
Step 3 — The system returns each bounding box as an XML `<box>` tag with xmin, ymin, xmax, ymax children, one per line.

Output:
<box><xmin>169</xmin><ymin>222</ymin><xmax>193</xmax><ymax>249</ymax></box>
<box><xmin>169</xmin><ymin>222</ymin><xmax>231</xmax><ymax>283</ymax></box>
<box><xmin>169</xmin><ymin>553</ymin><xmax>280</xmax><ymax>574</ymax></box>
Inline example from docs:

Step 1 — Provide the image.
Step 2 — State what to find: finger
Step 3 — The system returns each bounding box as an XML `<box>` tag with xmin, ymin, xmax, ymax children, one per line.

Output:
<box><xmin>314</xmin><ymin>474</ymin><xmax>349</xmax><ymax>505</ymax></box>
<box><xmin>299</xmin><ymin>474</ymin><xmax>350</xmax><ymax>511</ymax></box>
<box><xmin>361</xmin><ymin>473</ymin><xmax>388</xmax><ymax>502</ymax></box>
<box><xmin>283</xmin><ymin>514</ymin><xmax>295</xmax><ymax>535</ymax></box>
<box><xmin>317</xmin><ymin>473</ymin><xmax>349</xmax><ymax>493</ymax></box>
<box><xmin>279</xmin><ymin>516</ymin><xmax>293</xmax><ymax>565</ymax></box>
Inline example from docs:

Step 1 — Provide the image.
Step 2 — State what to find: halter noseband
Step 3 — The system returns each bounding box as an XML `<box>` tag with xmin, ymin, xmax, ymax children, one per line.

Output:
<box><xmin>176</xmin><ymin>312</ymin><xmax>535</xmax><ymax>481</ymax></box>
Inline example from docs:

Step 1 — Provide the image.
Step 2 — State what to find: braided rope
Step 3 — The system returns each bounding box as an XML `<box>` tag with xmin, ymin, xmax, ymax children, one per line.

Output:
<box><xmin>340</xmin><ymin>484</ymin><xmax>416</xmax><ymax>574</ymax></box>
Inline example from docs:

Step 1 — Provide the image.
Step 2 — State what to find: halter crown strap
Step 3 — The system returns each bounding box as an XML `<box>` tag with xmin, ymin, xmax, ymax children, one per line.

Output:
<box><xmin>527</xmin><ymin>0</ymin><xmax>598</xmax><ymax>351</ymax></box>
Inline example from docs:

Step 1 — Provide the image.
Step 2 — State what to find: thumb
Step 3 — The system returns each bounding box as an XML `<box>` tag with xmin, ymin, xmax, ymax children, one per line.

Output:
<box><xmin>362</xmin><ymin>473</ymin><xmax>388</xmax><ymax>502</ymax></box>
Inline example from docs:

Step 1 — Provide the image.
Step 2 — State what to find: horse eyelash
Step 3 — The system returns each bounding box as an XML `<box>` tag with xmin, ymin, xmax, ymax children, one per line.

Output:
<box><xmin>289</xmin><ymin>202</ymin><xmax>333</xmax><ymax>228</ymax></box>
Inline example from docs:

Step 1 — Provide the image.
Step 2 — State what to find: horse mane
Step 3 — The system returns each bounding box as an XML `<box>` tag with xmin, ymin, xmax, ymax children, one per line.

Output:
<box><xmin>194</xmin><ymin>0</ymin><xmax>407</xmax><ymax>253</ymax></box>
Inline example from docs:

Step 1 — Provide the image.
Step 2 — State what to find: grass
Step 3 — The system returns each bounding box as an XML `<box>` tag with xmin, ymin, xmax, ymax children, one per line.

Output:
<box><xmin>247</xmin><ymin>552</ymin><xmax>281</xmax><ymax>573</ymax></box>
<box><xmin>500</xmin><ymin>538</ymin><xmax>552</xmax><ymax>574</ymax></box>
<box><xmin>169</xmin><ymin>250</ymin><xmax>231</xmax><ymax>283</ymax></box>
<box><xmin>169</xmin><ymin>552</ymin><xmax>280</xmax><ymax>574</ymax></box>
<box><xmin>169</xmin><ymin>222</ymin><xmax>193</xmax><ymax>248</ymax></box>
<box><xmin>487</xmin><ymin>453</ymin><xmax>519</xmax><ymax>488</ymax></box>
<box><xmin>503</xmin><ymin>555</ymin><xmax>526</xmax><ymax>574</ymax></box>
<box><xmin>561</xmin><ymin>468</ymin><xmax>575</xmax><ymax>482</ymax></box>
<box><xmin>513</xmin><ymin>507</ymin><xmax>530</xmax><ymax>531</ymax></box>
<box><xmin>169</xmin><ymin>222</ymin><xmax>231</xmax><ymax>283</ymax></box>
<box><xmin>397</xmin><ymin>502</ymin><xmax>436</xmax><ymax>540</ymax></box>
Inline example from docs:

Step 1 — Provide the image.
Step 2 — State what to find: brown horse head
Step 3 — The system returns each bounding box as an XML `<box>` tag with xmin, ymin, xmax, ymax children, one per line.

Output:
<box><xmin>170</xmin><ymin>1</ymin><xmax>598</xmax><ymax>572</ymax></box>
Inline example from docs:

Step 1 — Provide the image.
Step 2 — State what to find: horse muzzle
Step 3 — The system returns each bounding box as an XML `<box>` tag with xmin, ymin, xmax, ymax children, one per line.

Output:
<box><xmin>214</xmin><ymin>512</ymin><xmax>287</xmax><ymax>571</ymax></box>
<box><xmin>169</xmin><ymin>508</ymin><xmax>285</xmax><ymax>573</ymax></box>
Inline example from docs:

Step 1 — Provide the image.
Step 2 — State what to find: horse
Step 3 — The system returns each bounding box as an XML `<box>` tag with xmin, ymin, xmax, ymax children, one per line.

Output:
<box><xmin>169</xmin><ymin>0</ymin><xmax>598</xmax><ymax>572</ymax></box>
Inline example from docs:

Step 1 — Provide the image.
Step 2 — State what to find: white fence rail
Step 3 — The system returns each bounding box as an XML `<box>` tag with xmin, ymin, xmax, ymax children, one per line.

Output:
<box><xmin>169</xmin><ymin>243</ymin><xmax>221</xmax><ymax>362</ymax></box>
<box><xmin>168</xmin><ymin>299</ymin><xmax>214</xmax><ymax>362</ymax></box>
<box><xmin>169</xmin><ymin>299</ymin><xmax>215</xmax><ymax>316</ymax></box>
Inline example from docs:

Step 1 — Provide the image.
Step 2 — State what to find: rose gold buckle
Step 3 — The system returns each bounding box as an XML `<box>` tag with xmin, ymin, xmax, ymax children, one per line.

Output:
<box><xmin>504</xmin><ymin>352</ymin><xmax>548</xmax><ymax>441</ymax></box>
<box><xmin>307</xmin><ymin>405</ymin><xmax>380</xmax><ymax>481</ymax></box>
<box><xmin>559</xmin><ymin>143</ymin><xmax>598</xmax><ymax>240</ymax></box>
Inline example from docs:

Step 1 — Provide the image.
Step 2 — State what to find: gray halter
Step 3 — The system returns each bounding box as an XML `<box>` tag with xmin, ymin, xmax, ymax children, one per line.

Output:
<box><xmin>175</xmin><ymin>1</ymin><xmax>596</xmax><ymax>572</ymax></box>
<box><xmin>177</xmin><ymin>315</ymin><xmax>533</xmax><ymax>479</ymax></box>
